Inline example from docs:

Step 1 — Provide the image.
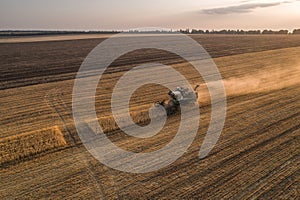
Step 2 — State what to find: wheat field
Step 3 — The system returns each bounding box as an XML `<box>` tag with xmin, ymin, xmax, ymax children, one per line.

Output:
<box><xmin>0</xmin><ymin>34</ymin><xmax>299</xmax><ymax>199</ymax></box>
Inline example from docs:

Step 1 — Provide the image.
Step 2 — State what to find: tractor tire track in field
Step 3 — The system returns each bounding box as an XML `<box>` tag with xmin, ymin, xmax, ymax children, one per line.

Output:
<box><xmin>45</xmin><ymin>89</ymin><xmax>77</xmax><ymax>145</ymax></box>
<box><xmin>45</xmin><ymin>89</ymin><xmax>120</xmax><ymax>199</ymax></box>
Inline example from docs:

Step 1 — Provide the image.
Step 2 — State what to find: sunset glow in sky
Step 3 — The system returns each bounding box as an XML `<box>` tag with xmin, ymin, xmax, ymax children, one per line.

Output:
<box><xmin>1</xmin><ymin>0</ymin><xmax>300</xmax><ymax>30</ymax></box>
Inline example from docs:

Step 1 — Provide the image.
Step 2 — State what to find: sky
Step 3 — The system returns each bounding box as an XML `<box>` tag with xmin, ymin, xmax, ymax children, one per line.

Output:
<box><xmin>0</xmin><ymin>0</ymin><xmax>300</xmax><ymax>31</ymax></box>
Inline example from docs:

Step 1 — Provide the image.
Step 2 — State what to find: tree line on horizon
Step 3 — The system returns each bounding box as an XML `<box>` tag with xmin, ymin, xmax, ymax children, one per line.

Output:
<box><xmin>1</xmin><ymin>29</ymin><xmax>300</xmax><ymax>36</ymax></box>
<box><xmin>182</xmin><ymin>29</ymin><xmax>300</xmax><ymax>35</ymax></box>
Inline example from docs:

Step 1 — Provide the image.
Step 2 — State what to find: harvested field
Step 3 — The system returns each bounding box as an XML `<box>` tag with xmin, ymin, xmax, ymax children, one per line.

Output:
<box><xmin>0</xmin><ymin>34</ymin><xmax>299</xmax><ymax>199</ymax></box>
<box><xmin>1</xmin><ymin>34</ymin><xmax>300</xmax><ymax>89</ymax></box>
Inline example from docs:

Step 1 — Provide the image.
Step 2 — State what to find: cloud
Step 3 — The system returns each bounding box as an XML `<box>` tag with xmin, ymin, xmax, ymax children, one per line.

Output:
<box><xmin>201</xmin><ymin>1</ymin><xmax>292</xmax><ymax>15</ymax></box>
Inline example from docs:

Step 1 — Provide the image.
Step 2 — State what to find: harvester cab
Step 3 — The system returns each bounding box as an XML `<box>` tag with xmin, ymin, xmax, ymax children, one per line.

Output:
<box><xmin>154</xmin><ymin>85</ymin><xmax>199</xmax><ymax>116</ymax></box>
<box><xmin>168</xmin><ymin>86</ymin><xmax>198</xmax><ymax>105</ymax></box>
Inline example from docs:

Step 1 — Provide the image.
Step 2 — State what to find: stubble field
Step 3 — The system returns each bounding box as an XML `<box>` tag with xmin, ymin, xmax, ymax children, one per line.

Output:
<box><xmin>0</xmin><ymin>34</ymin><xmax>299</xmax><ymax>199</ymax></box>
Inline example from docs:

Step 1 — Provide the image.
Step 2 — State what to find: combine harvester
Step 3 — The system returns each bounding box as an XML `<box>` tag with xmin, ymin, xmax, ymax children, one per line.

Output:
<box><xmin>155</xmin><ymin>85</ymin><xmax>200</xmax><ymax>116</ymax></box>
